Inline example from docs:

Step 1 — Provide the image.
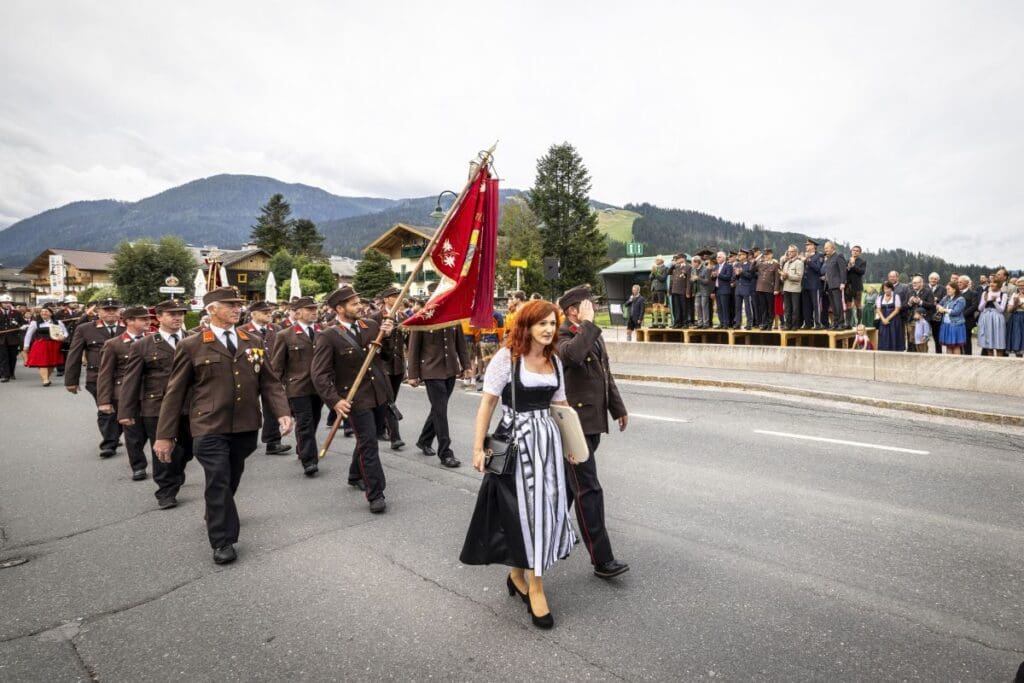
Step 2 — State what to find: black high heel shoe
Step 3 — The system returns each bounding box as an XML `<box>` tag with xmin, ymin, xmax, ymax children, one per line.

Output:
<box><xmin>526</xmin><ymin>591</ymin><xmax>554</xmax><ymax>629</ymax></box>
<box><xmin>506</xmin><ymin>573</ymin><xmax>528</xmax><ymax>604</ymax></box>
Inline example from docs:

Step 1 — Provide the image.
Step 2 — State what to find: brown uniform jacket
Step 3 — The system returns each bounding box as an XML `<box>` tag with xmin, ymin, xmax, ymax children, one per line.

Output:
<box><xmin>269</xmin><ymin>323</ymin><xmax>319</xmax><ymax>398</ymax></box>
<box><xmin>97</xmin><ymin>331</ymin><xmax>148</xmax><ymax>405</ymax></box>
<box><xmin>668</xmin><ymin>262</ymin><xmax>694</xmax><ymax>296</ymax></box>
<box><xmin>754</xmin><ymin>259</ymin><xmax>782</xmax><ymax>294</ymax></box>
<box><xmin>65</xmin><ymin>320</ymin><xmax>125</xmax><ymax>387</ymax></box>
<box><xmin>118</xmin><ymin>331</ymin><xmax>188</xmax><ymax>421</ymax></box>
<box><xmin>310</xmin><ymin>319</ymin><xmax>393</xmax><ymax>411</ymax></box>
<box><xmin>556</xmin><ymin>319</ymin><xmax>627</xmax><ymax>435</ymax></box>
<box><xmin>241</xmin><ymin>322</ymin><xmax>279</xmax><ymax>357</ymax></box>
<box><xmin>406</xmin><ymin>325</ymin><xmax>469</xmax><ymax>381</ymax></box>
<box><xmin>156</xmin><ymin>327</ymin><xmax>289</xmax><ymax>439</ymax></box>
<box><xmin>371</xmin><ymin>310</ymin><xmax>406</xmax><ymax>377</ymax></box>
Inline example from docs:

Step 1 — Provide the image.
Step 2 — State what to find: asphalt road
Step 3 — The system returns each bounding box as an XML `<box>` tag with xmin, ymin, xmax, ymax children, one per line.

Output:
<box><xmin>1</xmin><ymin>366</ymin><xmax>1022</xmax><ymax>681</ymax></box>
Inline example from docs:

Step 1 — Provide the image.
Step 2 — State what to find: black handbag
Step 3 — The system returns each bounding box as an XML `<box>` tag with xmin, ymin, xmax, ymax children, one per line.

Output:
<box><xmin>483</xmin><ymin>358</ymin><xmax>518</xmax><ymax>476</ymax></box>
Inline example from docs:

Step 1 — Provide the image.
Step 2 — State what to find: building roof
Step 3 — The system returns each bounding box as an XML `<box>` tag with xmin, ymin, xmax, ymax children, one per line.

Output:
<box><xmin>188</xmin><ymin>246</ymin><xmax>271</xmax><ymax>269</ymax></box>
<box><xmin>364</xmin><ymin>223</ymin><xmax>437</xmax><ymax>253</ymax></box>
<box><xmin>20</xmin><ymin>248</ymin><xmax>116</xmax><ymax>275</ymax></box>
<box><xmin>599</xmin><ymin>255</ymin><xmax>679</xmax><ymax>276</ymax></box>
<box><xmin>329</xmin><ymin>255</ymin><xmax>359</xmax><ymax>278</ymax></box>
<box><xmin>0</xmin><ymin>267</ymin><xmax>33</xmax><ymax>284</ymax></box>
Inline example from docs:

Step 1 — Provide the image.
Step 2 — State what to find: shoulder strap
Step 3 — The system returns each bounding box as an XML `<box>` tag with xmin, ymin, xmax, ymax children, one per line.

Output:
<box><xmin>510</xmin><ymin>356</ymin><xmax>518</xmax><ymax>431</ymax></box>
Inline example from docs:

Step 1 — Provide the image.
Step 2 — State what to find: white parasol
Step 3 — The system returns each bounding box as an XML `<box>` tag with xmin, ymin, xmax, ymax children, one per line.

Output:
<box><xmin>265</xmin><ymin>271</ymin><xmax>278</xmax><ymax>304</ymax></box>
<box><xmin>289</xmin><ymin>268</ymin><xmax>301</xmax><ymax>300</ymax></box>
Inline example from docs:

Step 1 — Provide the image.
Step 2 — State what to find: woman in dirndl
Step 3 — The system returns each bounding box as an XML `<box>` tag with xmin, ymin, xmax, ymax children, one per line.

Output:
<box><xmin>22</xmin><ymin>305</ymin><xmax>68</xmax><ymax>386</ymax></box>
<box><xmin>976</xmin><ymin>282</ymin><xmax>1008</xmax><ymax>356</ymax></box>
<box><xmin>460</xmin><ymin>300</ymin><xmax>577</xmax><ymax>629</ymax></box>
<box><xmin>1006</xmin><ymin>289</ymin><xmax>1024</xmax><ymax>358</ymax></box>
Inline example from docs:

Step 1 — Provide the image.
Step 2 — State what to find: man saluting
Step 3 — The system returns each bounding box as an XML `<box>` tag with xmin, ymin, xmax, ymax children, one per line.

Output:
<box><xmin>154</xmin><ymin>288</ymin><xmax>293</xmax><ymax>565</ymax></box>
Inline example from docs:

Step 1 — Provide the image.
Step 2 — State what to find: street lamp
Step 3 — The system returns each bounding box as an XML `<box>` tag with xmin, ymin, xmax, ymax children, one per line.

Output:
<box><xmin>431</xmin><ymin>190</ymin><xmax>458</xmax><ymax>221</ymax></box>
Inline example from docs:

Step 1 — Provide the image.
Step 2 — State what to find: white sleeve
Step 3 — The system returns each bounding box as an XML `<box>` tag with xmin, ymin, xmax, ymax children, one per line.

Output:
<box><xmin>553</xmin><ymin>356</ymin><xmax>566</xmax><ymax>402</ymax></box>
<box><xmin>23</xmin><ymin>320</ymin><xmax>37</xmax><ymax>347</ymax></box>
<box><xmin>482</xmin><ymin>347</ymin><xmax>512</xmax><ymax>396</ymax></box>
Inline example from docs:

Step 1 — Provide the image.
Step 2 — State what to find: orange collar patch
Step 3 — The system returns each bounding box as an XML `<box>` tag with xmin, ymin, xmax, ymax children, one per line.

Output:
<box><xmin>202</xmin><ymin>330</ymin><xmax>215</xmax><ymax>343</ymax></box>
<box><xmin>357</xmin><ymin>320</ymin><xmax>368</xmax><ymax>329</ymax></box>
<box><xmin>236</xmin><ymin>329</ymin><xmax>250</xmax><ymax>341</ymax></box>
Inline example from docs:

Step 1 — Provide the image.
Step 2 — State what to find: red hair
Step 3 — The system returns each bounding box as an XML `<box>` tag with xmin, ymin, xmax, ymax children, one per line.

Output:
<box><xmin>504</xmin><ymin>300</ymin><xmax>561</xmax><ymax>363</ymax></box>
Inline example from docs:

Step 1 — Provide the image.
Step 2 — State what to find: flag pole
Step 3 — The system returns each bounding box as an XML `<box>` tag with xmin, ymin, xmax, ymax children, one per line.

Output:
<box><xmin>320</xmin><ymin>143</ymin><xmax>497</xmax><ymax>458</ymax></box>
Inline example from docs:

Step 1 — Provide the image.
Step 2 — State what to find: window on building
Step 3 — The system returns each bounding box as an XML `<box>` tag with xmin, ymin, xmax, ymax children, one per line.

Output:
<box><xmin>236</xmin><ymin>273</ymin><xmax>248</xmax><ymax>284</ymax></box>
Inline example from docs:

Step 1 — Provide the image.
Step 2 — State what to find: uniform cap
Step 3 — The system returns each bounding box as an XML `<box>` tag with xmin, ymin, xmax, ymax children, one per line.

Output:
<box><xmin>154</xmin><ymin>299</ymin><xmax>189</xmax><ymax>313</ymax></box>
<box><xmin>289</xmin><ymin>296</ymin><xmax>318</xmax><ymax>310</ymax></box>
<box><xmin>557</xmin><ymin>284</ymin><xmax>594</xmax><ymax>311</ymax></box>
<box><xmin>326</xmin><ymin>286</ymin><xmax>359</xmax><ymax>308</ymax></box>
<box><xmin>378</xmin><ymin>285</ymin><xmax>401</xmax><ymax>299</ymax></box>
<box><xmin>97</xmin><ymin>297</ymin><xmax>122</xmax><ymax>309</ymax></box>
<box><xmin>806</xmin><ymin>238</ymin><xmax>819</xmax><ymax>247</ymax></box>
<box><xmin>123</xmin><ymin>305</ymin><xmax>151</xmax><ymax>319</ymax></box>
<box><xmin>202</xmin><ymin>287</ymin><xmax>244</xmax><ymax>305</ymax></box>
<box><xmin>249</xmin><ymin>300</ymin><xmax>275</xmax><ymax>313</ymax></box>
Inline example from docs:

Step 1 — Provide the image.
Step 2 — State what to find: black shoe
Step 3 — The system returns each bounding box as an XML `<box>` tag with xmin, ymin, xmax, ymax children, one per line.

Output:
<box><xmin>369</xmin><ymin>497</ymin><xmax>387</xmax><ymax>514</ymax></box>
<box><xmin>303</xmin><ymin>462</ymin><xmax>319</xmax><ymax>477</ymax></box>
<box><xmin>594</xmin><ymin>559</ymin><xmax>630</xmax><ymax>579</ymax></box>
<box><xmin>506</xmin><ymin>573</ymin><xmax>528</xmax><ymax>604</ymax></box>
<box><xmin>526</xmin><ymin>593</ymin><xmax>554</xmax><ymax>629</ymax></box>
<box><xmin>213</xmin><ymin>545</ymin><xmax>237</xmax><ymax>564</ymax></box>
<box><xmin>0</xmin><ymin>378</ymin><xmax>8</xmax><ymax>383</ymax></box>
<box><xmin>99</xmin><ymin>449</ymin><xmax>115</xmax><ymax>459</ymax></box>
<box><xmin>390</xmin><ymin>439</ymin><xmax>405</xmax><ymax>451</ymax></box>
<box><xmin>348</xmin><ymin>479</ymin><xmax>366</xmax><ymax>491</ymax></box>
<box><xmin>343</xmin><ymin>429</ymin><xmax>354</xmax><ymax>438</ymax></box>
<box><xmin>377</xmin><ymin>432</ymin><xmax>388</xmax><ymax>441</ymax></box>
<box><xmin>132</xmin><ymin>469</ymin><xmax>147</xmax><ymax>481</ymax></box>
<box><xmin>157</xmin><ymin>497</ymin><xmax>178</xmax><ymax>509</ymax></box>
<box><xmin>813</xmin><ymin>325</ymin><xmax>825</xmax><ymax>330</ymax></box>
<box><xmin>440</xmin><ymin>455</ymin><xmax>461</xmax><ymax>468</ymax></box>
<box><xmin>418</xmin><ymin>444</ymin><xmax>436</xmax><ymax>457</ymax></box>
<box><xmin>265</xmin><ymin>442</ymin><xmax>292</xmax><ymax>455</ymax></box>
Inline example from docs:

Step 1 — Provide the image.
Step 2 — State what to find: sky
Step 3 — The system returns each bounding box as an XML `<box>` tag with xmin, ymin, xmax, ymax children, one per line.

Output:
<box><xmin>2</xmin><ymin>0</ymin><xmax>1022</xmax><ymax>266</ymax></box>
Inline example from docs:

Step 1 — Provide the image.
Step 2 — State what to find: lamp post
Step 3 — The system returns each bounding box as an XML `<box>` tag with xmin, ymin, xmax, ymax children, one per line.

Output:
<box><xmin>426</xmin><ymin>190</ymin><xmax>458</xmax><ymax>293</ymax></box>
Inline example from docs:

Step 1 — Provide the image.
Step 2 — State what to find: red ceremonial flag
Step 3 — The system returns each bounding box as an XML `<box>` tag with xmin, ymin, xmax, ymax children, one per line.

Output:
<box><xmin>401</xmin><ymin>164</ymin><xmax>498</xmax><ymax>330</ymax></box>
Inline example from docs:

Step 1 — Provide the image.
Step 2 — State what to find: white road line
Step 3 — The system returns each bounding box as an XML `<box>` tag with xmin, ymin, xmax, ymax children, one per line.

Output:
<box><xmin>631</xmin><ymin>413</ymin><xmax>689</xmax><ymax>423</ymax></box>
<box><xmin>753</xmin><ymin>429</ymin><xmax>930</xmax><ymax>455</ymax></box>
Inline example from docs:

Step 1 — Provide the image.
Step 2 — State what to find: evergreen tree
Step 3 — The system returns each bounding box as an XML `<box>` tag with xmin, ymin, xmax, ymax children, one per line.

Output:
<box><xmin>353</xmin><ymin>249</ymin><xmax>396</xmax><ymax>298</ymax></box>
<box><xmin>290</xmin><ymin>218</ymin><xmax>324</xmax><ymax>257</ymax></box>
<box><xmin>250</xmin><ymin>194</ymin><xmax>294</xmax><ymax>254</ymax></box>
<box><xmin>299</xmin><ymin>261</ymin><xmax>337</xmax><ymax>295</ymax></box>
<box><xmin>495</xmin><ymin>198</ymin><xmax>545</xmax><ymax>294</ymax></box>
<box><xmin>527</xmin><ymin>142</ymin><xmax>608</xmax><ymax>293</ymax></box>
<box><xmin>110</xmin><ymin>236</ymin><xmax>196</xmax><ymax>304</ymax></box>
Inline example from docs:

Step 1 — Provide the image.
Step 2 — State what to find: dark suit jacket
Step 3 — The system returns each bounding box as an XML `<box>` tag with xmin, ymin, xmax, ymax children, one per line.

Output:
<box><xmin>97</xmin><ymin>332</ymin><xmax>147</xmax><ymax>405</ymax></box>
<box><xmin>310</xmin><ymin>320</ymin><xmax>393</xmax><ymax>411</ymax></box>
<box><xmin>156</xmin><ymin>327</ymin><xmax>289</xmax><ymax>440</ymax></box>
<box><xmin>65</xmin><ymin>320</ymin><xmax>125</xmax><ymax>387</ymax></box>
<box><xmin>371</xmin><ymin>310</ymin><xmax>406</xmax><ymax>377</ymax></box>
<box><xmin>406</xmin><ymin>325</ymin><xmax>469</xmax><ymax>381</ymax></box>
<box><xmin>905</xmin><ymin>286</ymin><xmax>936</xmax><ymax>313</ymax></box>
<box><xmin>557</xmin><ymin>319</ymin><xmax>627</xmax><ymax>435</ymax></box>
<box><xmin>802</xmin><ymin>253</ymin><xmax>823</xmax><ymax>290</ymax></box>
<box><xmin>0</xmin><ymin>308</ymin><xmax>25</xmax><ymax>347</ymax></box>
<box><xmin>822</xmin><ymin>253</ymin><xmax>848</xmax><ymax>290</ymax></box>
<box><xmin>668</xmin><ymin>263</ymin><xmax>693</xmax><ymax>296</ymax></box>
<box><xmin>846</xmin><ymin>257</ymin><xmax>867</xmax><ymax>291</ymax></box>
<box><xmin>734</xmin><ymin>261</ymin><xmax>756</xmax><ymax>296</ymax></box>
<box><xmin>712</xmin><ymin>262</ymin><xmax>734</xmax><ymax>295</ymax></box>
<box><xmin>270</xmin><ymin>323</ymin><xmax>319</xmax><ymax>398</ymax></box>
<box><xmin>119</xmin><ymin>331</ymin><xmax>188</xmax><ymax>420</ymax></box>
<box><xmin>962</xmin><ymin>287</ymin><xmax>980</xmax><ymax>325</ymax></box>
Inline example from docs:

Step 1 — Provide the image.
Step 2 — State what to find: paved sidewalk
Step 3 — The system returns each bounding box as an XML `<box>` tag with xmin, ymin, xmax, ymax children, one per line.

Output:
<box><xmin>612</xmin><ymin>362</ymin><xmax>1024</xmax><ymax>425</ymax></box>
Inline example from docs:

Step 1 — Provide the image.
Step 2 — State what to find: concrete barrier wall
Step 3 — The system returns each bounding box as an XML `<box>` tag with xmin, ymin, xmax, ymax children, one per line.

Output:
<box><xmin>604</xmin><ymin>341</ymin><xmax>1024</xmax><ymax>395</ymax></box>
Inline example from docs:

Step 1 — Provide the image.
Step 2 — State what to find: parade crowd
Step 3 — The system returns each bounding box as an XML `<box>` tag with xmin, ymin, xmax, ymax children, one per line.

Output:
<box><xmin>0</xmin><ymin>283</ymin><xmax>628</xmax><ymax>630</ymax></box>
<box><xmin>627</xmin><ymin>240</ymin><xmax>1024</xmax><ymax>356</ymax></box>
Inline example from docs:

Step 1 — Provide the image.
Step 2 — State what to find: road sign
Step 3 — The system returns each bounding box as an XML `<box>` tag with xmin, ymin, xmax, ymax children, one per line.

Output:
<box><xmin>625</xmin><ymin>242</ymin><xmax>644</xmax><ymax>257</ymax></box>
<box><xmin>159</xmin><ymin>286</ymin><xmax>186</xmax><ymax>294</ymax></box>
<box><xmin>509</xmin><ymin>259</ymin><xmax>528</xmax><ymax>269</ymax></box>
<box><xmin>164</xmin><ymin>275</ymin><xmax>180</xmax><ymax>287</ymax></box>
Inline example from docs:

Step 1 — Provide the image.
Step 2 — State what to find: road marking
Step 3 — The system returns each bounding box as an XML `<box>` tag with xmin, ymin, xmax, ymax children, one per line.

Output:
<box><xmin>631</xmin><ymin>413</ymin><xmax>689</xmax><ymax>423</ymax></box>
<box><xmin>753</xmin><ymin>429</ymin><xmax>929</xmax><ymax>455</ymax></box>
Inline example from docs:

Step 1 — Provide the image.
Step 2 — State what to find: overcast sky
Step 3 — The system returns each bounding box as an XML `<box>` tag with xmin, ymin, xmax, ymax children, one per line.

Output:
<box><xmin>2</xmin><ymin>1</ymin><xmax>1022</xmax><ymax>266</ymax></box>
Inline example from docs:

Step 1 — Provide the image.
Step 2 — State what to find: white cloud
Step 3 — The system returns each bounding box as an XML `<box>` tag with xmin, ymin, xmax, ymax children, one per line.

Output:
<box><xmin>1</xmin><ymin>0</ymin><xmax>1022</xmax><ymax>266</ymax></box>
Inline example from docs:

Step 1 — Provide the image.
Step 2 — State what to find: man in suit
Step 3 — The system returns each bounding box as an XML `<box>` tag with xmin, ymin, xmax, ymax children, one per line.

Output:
<box><xmin>154</xmin><ymin>287</ymin><xmax>292</xmax><ymax>564</ymax></box>
<box><xmin>667</xmin><ymin>253</ymin><xmax>692</xmax><ymax>328</ymax></box>
<box><xmin>269</xmin><ymin>296</ymin><xmax>324</xmax><ymax>477</ymax></box>
<box><xmin>0</xmin><ymin>294</ymin><xmax>25</xmax><ymax>382</ymax></box>
<box><xmin>242</xmin><ymin>301</ymin><xmax>292</xmax><ymax>456</ymax></box>
<box><xmin>846</xmin><ymin>246</ymin><xmax>867</xmax><ymax>326</ymax></box>
<box><xmin>821</xmin><ymin>241</ymin><xmax>849</xmax><ymax>330</ymax></box>
<box><xmin>800</xmin><ymin>239</ymin><xmax>824</xmax><ymax>329</ymax></box>
<box><xmin>927</xmin><ymin>272</ymin><xmax>945</xmax><ymax>353</ymax></box>
<box><xmin>733</xmin><ymin>249</ymin><xmax>756</xmax><ymax>329</ymax></box>
<box><xmin>711</xmin><ymin>251</ymin><xmax>734</xmax><ymax>329</ymax></box>
<box><xmin>65</xmin><ymin>298</ymin><xmax>126</xmax><ymax>458</ymax></box>
<box><xmin>119</xmin><ymin>299</ymin><xmax>194</xmax><ymax>508</ymax></box>
<box><xmin>311</xmin><ymin>286</ymin><xmax>395</xmax><ymax>513</ymax></box>
<box><xmin>904</xmin><ymin>275</ymin><xmax>935</xmax><ymax>351</ymax></box>
<box><xmin>958</xmin><ymin>275</ymin><xmax>979</xmax><ymax>356</ymax></box>
<box><xmin>557</xmin><ymin>285</ymin><xmax>630</xmax><ymax>579</ymax></box>
<box><xmin>753</xmin><ymin>247</ymin><xmax>781</xmax><ymax>330</ymax></box>
<box><xmin>407</xmin><ymin>316</ymin><xmax>470</xmax><ymax>468</ymax></box>
<box><xmin>97</xmin><ymin>306</ymin><xmax>152</xmax><ymax>480</ymax></box>
<box><xmin>371</xmin><ymin>286</ymin><xmax>407</xmax><ymax>450</ymax></box>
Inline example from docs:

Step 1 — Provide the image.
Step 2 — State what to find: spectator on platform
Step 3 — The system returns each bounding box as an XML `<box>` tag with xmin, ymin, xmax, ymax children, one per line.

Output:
<box><xmin>779</xmin><ymin>244</ymin><xmax>804</xmax><ymax>330</ymax></box>
<box><xmin>693</xmin><ymin>256</ymin><xmax>711</xmax><ymax>328</ymax></box>
<box><xmin>936</xmin><ymin>283</ymin><xmax>967</xmax><ymax>355</ymax></box>
<box><xmin>851</xmin><ymin>324</ymin><xmax>874</xmax><ymax>350</ymax></box>
<box><xmin>846</xmin><ymin>246</ymin><xmax>867</xmax><ymax>326</ymax></box>
<box><xmin>623</xmin><ymin>285</ymin><xmax>646</xmax><ymax>342</ymax></box>
<box><xmin>876</xmin><ymin>281</ymin><xmax>905</xmax><ymax>351</ymax></box>
<box><xmin>712</xmin><ymin>251</ymin><xmax>734</xmax><ymax>329</ymax></box>
<box><xmin>977</xmin><ymin>281</ymin><xmax>1008</xmax><ymax>357</ymax></box>
<box><xmin>649</xmin><ymin>258</ymin><xmax>669</xmax><ymax>327</ymax></box>
<box><xmin>1008</xmin><ymin>287</ymin><xmax>1024</xmax><ymax>358</ymax></box>
<box><xmin>958</xmin><ymin>276</ymin><xmax>979</xmax><ymax>356</ymax></box>
<box><xmin>926</xmin><ymin>272</ymin><xmax>945</xmax><ymax>353</ymax></box>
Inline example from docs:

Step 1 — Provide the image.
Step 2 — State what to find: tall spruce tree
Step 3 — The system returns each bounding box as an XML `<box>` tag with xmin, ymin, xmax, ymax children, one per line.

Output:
<box><xmin>290</xmin><ymin>218</ymin><xmax>324</xmax><ymax>257</ymax></box>
<box><xmin>353</xmin><ymin>249</ymin><xmax>396</xmax><ymax>297</ymax></box>
<box><xmin>250</xmin><ymin>194</ymin><xmax>294</xmax><ymax>255</ymax></box>
<box><xmin>527</xmin><ymin>142</ymin><xmax>608</xmax><ymax>294</ymax></box>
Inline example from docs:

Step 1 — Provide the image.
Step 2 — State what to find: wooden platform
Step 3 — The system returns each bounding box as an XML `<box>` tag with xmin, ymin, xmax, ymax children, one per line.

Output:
<box><xmin>635</xmin><ymin>326</ymin><xmax>878</xmax><ymax>350</ymax></box>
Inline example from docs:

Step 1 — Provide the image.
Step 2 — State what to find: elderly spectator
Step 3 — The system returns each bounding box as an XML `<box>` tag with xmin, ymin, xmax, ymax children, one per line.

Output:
<box><xmin>712</xmin><ymin>251</ymin><xmax>734</xmax><ymax>329</ymax></box>
<box><xmin>904</xmin><ymin>275</ymin><xmax>936</xmax><ymax>351</ymax></box>
<box><xmin>958</xmin><ymin>275</ymin><xmax>979</xmax><ymax>356</ymax></box>
<box><xmin>1007</xmin><ymin>287</ymin><xmax>1024</xmax><ymax>358</ymax></box>
<box><xmin>936</xmin><ymin>283</ymin><xmax>967</xmax><ymax>355</ymax></box>
<box><xmin>926</xmin><ymin>272</ymin><xmax>945</xmax><ymax>353</ymax></box>
<box><xmin>876</xmin><ymin>281</ymin><xmax>905</xmax><ymax>351</ymax></box>
<box><xmin>977</xmin><ymin>280</ymin><xmax>1008</xmax><ymax>356</ymax></box>
<box><xmin>692</xmin><ymin>256</ymin><xmax>711</xmax><ymax>328</ymax></box>
<box><xmin>779</xmin><ymin>244</ymin><xmax>804</xmax><ymax>330</ymax></box>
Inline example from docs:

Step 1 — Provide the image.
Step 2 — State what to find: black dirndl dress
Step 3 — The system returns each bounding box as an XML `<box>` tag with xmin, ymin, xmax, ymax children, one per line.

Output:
<box><xmin>459</xmin><ymin>358</ymin><xmax>576</xmax><ymax>576</ymax></box>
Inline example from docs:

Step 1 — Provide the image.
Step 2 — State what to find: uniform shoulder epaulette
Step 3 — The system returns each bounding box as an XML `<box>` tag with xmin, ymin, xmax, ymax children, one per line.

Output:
<box><xmin>357</xmin><ymin>320</ymin><xmax>368</xmax><ymax>329</ymax></box>
<box><xmin>245</xmin><ymin>323</ymin><xmax>256</xmax><ymax>332</ymax></box>
<box><xmin>94</xmin><ymin>320</ymin><xmax>105</xmax><ymax>328</ymax></box>
<box><xmin>202</xmin><ymin>330</ymin><xmax>215</xmax><ymax>343</ymax></box>
<box><xmin>569</xmin><ymin>323</ymin><xmax>579</xmax><ymax>334</ymax></box>
<box><xmin>236</xmin><ymin>329</ymin><xmax>250</xmax><ymax>341</ymax></box>
<box><xmin>121</xmin><ymin>332</ymin><xmax>133</xmax><ymax>342</ymax></box>
<box><xmin>292</xmin><ymin>323</ymin><xmax>304</xmax><ymax>333</ymax></box>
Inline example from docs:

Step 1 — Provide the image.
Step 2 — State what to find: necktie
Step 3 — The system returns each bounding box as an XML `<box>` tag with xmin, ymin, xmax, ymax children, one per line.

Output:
<box><xmin>169</xmin><ymin>333</ymin><xmax>179</xmax><ymax>344</ymax></box>
<box><xmin>224</xmin><ymin>330</ymin><xmax>236</xmax><ymax>355</ymax></box>
<box><xmin>108</xmin><ymin>325</ymin><xmax>117</xmax><ymax>337</ymax></box>
<box><xmin>307</xmin><ymin>326</ymin><xmax>314</xmax><ymax>343</ymax></box>
<box><xmin>134</xmin><ymin>334</ymin><xmax>144</xmax><ymax>341</ymax></box>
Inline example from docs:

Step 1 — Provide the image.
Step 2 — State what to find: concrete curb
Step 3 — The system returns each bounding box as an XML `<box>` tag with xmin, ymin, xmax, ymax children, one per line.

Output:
<box><xmin>613</xmin><ymin>373</ymin><xmax>1024</xmax><ymax>427</ymax></box>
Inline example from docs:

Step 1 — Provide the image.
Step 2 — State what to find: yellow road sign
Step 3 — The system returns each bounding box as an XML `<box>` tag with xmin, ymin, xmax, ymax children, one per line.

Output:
<box><xmin>509</xmin><ymin>259</ymin><xmax>528</xmax><ymax>268</ymax></box>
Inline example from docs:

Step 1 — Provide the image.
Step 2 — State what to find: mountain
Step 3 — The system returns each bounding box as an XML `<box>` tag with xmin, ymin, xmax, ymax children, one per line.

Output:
<box><xmin>0</xmin><ymin>174</ymin><xmax>397</xmax><ymax>266</ymax></box>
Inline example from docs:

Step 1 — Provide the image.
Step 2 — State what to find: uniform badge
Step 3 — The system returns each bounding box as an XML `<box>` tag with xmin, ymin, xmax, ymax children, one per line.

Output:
<box><xmin>245</xmin><ymin>347</ymin><xmax>264</xmax><ymax>372</ymax></box>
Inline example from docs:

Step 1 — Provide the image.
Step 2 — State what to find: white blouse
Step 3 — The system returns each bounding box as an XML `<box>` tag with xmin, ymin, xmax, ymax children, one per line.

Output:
<box><xmin>482</xmin><ymin>347</ymin><xmax>566</xmax><ymax>402</ymax></box>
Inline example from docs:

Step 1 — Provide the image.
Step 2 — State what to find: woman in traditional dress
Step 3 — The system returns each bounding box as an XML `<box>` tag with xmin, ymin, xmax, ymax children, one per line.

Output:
<box><xmin>1006</xmin><ymin>288</ymin><xmax>1024</xmax><ymax>358</ymax></box>
<box><xmin>22</xmin><ymin>305</ymin><xmax>68</xmax><ymax>386</ymax></box>
<box><xmin>460</xmin><ymin>300</ymin><xmax>577</xmax><ymax>629</ymax></box>
<box><xmin>861</xmin><ymin>286</ymin><xmax>878</xmax><ymax>328</ymax></box>
<box><xmin>976</xmin><ymin>281</ymin><xmax>1008</xmax><ymax>357</ymax></box>
<box><xmin>936</xmin><ymin>282</ymin><xmax>967</xmax><ymax>355</ymax></box>
<box><xmin>875</xmin><ymin>281</ymin><xmax>904</xmax><ymax>351</ymax></box>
